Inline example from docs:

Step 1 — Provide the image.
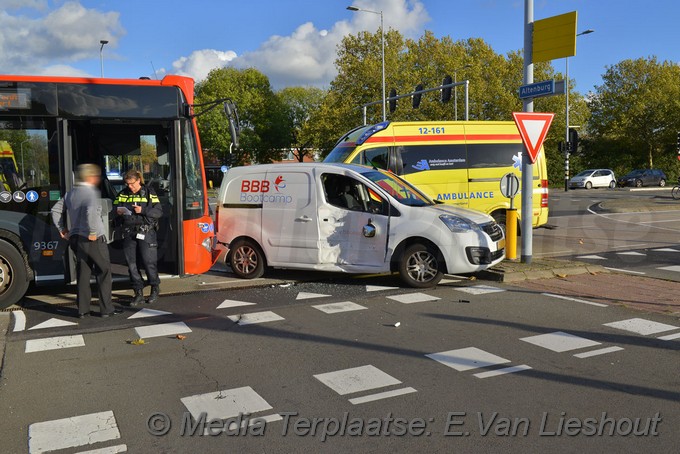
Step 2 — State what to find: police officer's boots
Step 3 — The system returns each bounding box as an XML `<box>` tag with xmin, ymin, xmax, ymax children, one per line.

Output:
<box><xmin>130</xmin><ymin>289</ymin><xmax>144</xmax><ymax>307</ymax></box>
<box><xmin>148</xmin><ymin>285</ymin><xmax>160</xmax><ymax>304</ymax></box>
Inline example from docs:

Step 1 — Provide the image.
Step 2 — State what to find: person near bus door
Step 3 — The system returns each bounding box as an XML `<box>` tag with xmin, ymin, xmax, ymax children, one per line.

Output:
<box><xmin>51</xmin><ymin>163</ymin><xmax>122</xmax><ymax>318</ymax></box>
<box><xmin>114</xmin><ymin>169</ymin><xmax>163</xmax><ymax>306</ymax></box>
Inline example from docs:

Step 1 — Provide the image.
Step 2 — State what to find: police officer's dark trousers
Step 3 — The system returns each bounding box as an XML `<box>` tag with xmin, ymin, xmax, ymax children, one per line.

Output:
<box><xmin>73</xmin><ymin>235</ymin><xmax>114</xmax><ymax>315</ymax></box>
<box><xmin>123</xmin><ymin>229</ymin><xmax>160</xmax><ymax>291</ymax></box>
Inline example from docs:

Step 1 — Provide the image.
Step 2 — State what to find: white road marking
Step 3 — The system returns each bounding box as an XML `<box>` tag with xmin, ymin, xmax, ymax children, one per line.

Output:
<box><xmin>651</xmin><ymin>248</ymin><xmax>680</xmax><ymax>252</ymax></box>
<box><xmin>426</xmin><ymin>347</ymin><xmax>510</xmax><ymax>371</ymax></box>
<box><xmin>657</xmin><ymin>332</ymin><xmax>680</xmax><ymax>341</ymax></box>
<box><xmin>473</xmin><ymin>365</ymin><xmax>532</xmax><ymax>378</ymax></box>
<box><xmin>542</xmin><ymin>293</ymin><xmax>608</xmax><ymax>307</ymax></box>
<box><xmin>28</xmin><ymin>410</ymin><xmax>120</xmax><ymax>453</ymax></box>
<box><xmin>127</xmin><ymin>308</ymin><xmax>172</xmax><ymax>319</ymax></box>
<box><xmin>520</xmin><ymin>331</ymin><xmax>601</xmax><ymax>352</ymax></box>
<box><xmin>657</xmin><ymin>265</ymin><xmax>680</xmax><ymax>273</ymax></box>
<box><xmin>296</xmin><ymin>292</ymin><xmax>330</xmax><ymax>300</ymax></box>
<box><xmin>314</xmin><ymin>365</ymin><xmax>401</xmax><ymax>395</ymax></box>
<box><xmin>181</xmin><ymin>386</ymin><xmax>274</xmax><ymax>423</ymax></box>
<box><xmin>227</xmin><ymin>311</ymin><xmax>284</xmax><ymax>326</ymax></box>
<box><xmin>366</xmin><ymin>285</ymin><xmax>399</xmax><ymax>292</ymax></box>
<box><xmin>29</xmin><ymin>318</ymin><xmax>78</xmax><ymax>330</ymax></box>
<box><xmin>616</xmin><ymin>251</ymin><xmax>645</xmax><ymax>256</ymax></box>
<box><xmin>134</xmin><ymin>321</ymin><xmax>192</xmax><ymax>339</ymax></box>
<box><xmin>603</xmin><ymin>318</ymin><xmax>679</xmax><ymax>335</ymax></box>
<box><xmin>12</xmin><ymin>310</ymin><xmax>26</xmax><ymax>332</ymax></box>
<box><xmin>349</xmin><ymin>387</ymin><xmax>417</xmax><ymax>405</ymax></box>
<box><xmin>387</xmin><ymin>293</ymin><xmax>440</xmax><ymax>304</ymax></box>
<box><xmin>216</xmin><ymin>299</ymin><xmax>256</xmax><ymax>309</ymax></box>
<box><xmin>25</xmin><ymin>335</ymin><xmax>85</xmax><ymax>353</ymax></box>
<box><xmin>576</xmin><ymin>255</ymin><xmax>607</xmax><ymax>260</ymax></box>
<box><xmin>574</xmin><ymin>346</ymin><xmax>624</xmax><ymax>358</ymax></box>
<box><xmin>454</xmin><ymin>285</ymin><xmax>505</xmax><ymax>295</ymax></box>
<box><xmin>603</xmin><ymin>267</ymin><xmax>646</xmax><ymax>275</ymax></box>
<box><xmin>312</xmin><ymin>301</ymin><xmax>367</xmax><ymax>314</ymax></box>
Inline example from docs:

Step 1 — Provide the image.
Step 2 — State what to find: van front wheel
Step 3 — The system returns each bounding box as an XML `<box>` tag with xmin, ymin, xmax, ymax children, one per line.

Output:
<box><xmin>398</xmin><ymin>243</ymin><xmax>443</xmax><ymax>288</ymax></box>
<box><xmin>229</xmin><ymin>239</ymin><xmax>265</xmax><ymax>279</ymax></box>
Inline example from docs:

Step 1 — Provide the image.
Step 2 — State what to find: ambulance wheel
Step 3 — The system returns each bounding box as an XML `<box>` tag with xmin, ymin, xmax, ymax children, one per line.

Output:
<box><xmin>0</xmin><ymin>240</ymin><xmax>29</xmax><ymax>310</ymax></box>
<box><xmin>229</xmin><ymin>239</ymin><xmax>265</xmax><ymax>279</ymax></box>
<box><xmin>398</xmin><ymin>243</ymin><xmax>443</xmax><ymax>288</ymax></box>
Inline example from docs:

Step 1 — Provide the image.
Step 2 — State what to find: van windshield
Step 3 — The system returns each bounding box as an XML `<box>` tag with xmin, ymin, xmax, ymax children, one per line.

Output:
<box><xmin>362</xmin><ymin>170</ymin><xmax>433</xmax><ymax>207</ymax></box>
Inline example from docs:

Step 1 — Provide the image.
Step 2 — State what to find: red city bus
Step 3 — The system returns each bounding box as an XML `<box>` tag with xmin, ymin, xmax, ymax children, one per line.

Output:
<box><xmin>0</xmin><ymin>74</ymin><xmax>239</xmax><ymax>309</ymax></box>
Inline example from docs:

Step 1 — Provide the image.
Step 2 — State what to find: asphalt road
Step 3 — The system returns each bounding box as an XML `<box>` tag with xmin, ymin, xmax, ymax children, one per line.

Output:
<box><xmin>2</xmin><ymin>274</ymin><xmax>679</xmax><ymax>452</ymax></box>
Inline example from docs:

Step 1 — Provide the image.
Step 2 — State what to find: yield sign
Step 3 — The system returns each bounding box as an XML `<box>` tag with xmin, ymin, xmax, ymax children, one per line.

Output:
<box><xmin>512</xmin><ymin>112</ymin><xmax>554</xmax><ymax>164</ymax></box>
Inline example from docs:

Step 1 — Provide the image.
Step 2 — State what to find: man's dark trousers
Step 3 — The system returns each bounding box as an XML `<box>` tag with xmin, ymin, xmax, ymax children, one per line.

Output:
<box><xmin>73</xmin><ymin>236</ymin><xmax>114</xmax><ymax>315</ymax></box>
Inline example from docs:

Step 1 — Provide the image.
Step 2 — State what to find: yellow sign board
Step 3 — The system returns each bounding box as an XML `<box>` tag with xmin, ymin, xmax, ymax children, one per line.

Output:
<box><xmin>533</xmin><ymin>11</ymin><xmax>577</xmax><ymax>63</ymax></box>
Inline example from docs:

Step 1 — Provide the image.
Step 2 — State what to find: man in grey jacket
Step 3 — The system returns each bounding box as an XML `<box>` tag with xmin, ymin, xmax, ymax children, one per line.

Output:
<box><xmin>52</xmin><ymin>164</ymin><xmax>121</xmax><ymax>318</ymax></box>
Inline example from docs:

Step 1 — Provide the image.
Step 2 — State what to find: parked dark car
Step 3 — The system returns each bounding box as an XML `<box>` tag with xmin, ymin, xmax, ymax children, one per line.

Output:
<box><xmin>617</xmin><ymin>169</ymin><xmax>667</xmax><ymax>188</ymax></box>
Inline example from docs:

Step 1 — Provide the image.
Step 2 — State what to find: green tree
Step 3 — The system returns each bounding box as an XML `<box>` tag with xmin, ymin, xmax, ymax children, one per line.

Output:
<box><xmin>195</xmin><ymin>67</ymin><xmax>288</xmax><ymax>166</ymax></box>
<box><xmin>586</xmin><ymin>57</ymin><xmax>680</xmax><ymax>179</ymax></box>
<box><xmin>277</xmin><ymin>86</ymin><xmax>325</xmax><ymax>161</ymax></box>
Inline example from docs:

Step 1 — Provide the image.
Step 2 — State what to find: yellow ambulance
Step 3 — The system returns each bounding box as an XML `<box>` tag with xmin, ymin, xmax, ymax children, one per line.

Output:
<box><xmin>323</xmin><ymin>121</ymin><xmax>549</xmax><ymax>228</ymax></box>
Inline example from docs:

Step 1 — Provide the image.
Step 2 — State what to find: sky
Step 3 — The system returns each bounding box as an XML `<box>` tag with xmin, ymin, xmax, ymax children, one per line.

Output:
<box><xmin>1</xmin><ymin>0</ymin><xmax>678</xmax><ymax>95</ymax></box>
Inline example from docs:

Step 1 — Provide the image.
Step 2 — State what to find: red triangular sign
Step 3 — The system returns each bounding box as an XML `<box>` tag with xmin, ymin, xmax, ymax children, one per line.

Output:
<box><xmin>512</xmin><ymin>112</ymin><xmax>554</xmax><ymax>164</ymax></box>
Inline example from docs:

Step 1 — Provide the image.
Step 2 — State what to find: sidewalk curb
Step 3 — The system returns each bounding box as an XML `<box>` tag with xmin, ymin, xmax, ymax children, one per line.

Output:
<box><xmin>478</xmin><ymin>259</ymin><xmax>609</xmax><ymax>283</ymax></box>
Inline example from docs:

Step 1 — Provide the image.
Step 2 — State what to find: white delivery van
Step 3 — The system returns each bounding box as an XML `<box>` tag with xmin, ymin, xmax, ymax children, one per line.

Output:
<box><xmin>215</xmin><ymin>163</ymin><xmax>505</xmax><ymax>288</ymax></box>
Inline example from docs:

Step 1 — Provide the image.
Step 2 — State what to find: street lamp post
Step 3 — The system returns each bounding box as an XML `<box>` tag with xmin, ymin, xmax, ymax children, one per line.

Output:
<box><xmin>99</xmin><ymin>40</ymin><xmax>109</xmax><ymax>78</ymax></box>
<box><xmin>564</xmin><ymin>29</ymin><xmax>594</xmax><ymax>192</ymax></box>
<box><xmin>454</xmin><ymin>64</ymin><xmax>471</xmax><ymax>121</ymax></box>
<box><xmin>347</xmin><ymin>6</ymin><xmax>386</xmax><ymax>122</ymax></box>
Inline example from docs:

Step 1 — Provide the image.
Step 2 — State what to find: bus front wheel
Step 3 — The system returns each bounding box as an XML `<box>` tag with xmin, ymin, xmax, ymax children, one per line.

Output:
<box><xmin>0</xmin><ymin>240</ymin><xmax>29</xmax><ymax>310</ymax></box>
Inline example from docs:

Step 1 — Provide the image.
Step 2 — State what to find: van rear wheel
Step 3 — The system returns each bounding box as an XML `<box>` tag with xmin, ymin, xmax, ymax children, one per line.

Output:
<box><xmin>398</xmin><ymin>243</ymin><xmax>443</xmax><ymax>288</ymax></box>
<box><xmin>229</xmin><ymin>239</ymin><xmax>265</xmax><ymax>279</ymax></box>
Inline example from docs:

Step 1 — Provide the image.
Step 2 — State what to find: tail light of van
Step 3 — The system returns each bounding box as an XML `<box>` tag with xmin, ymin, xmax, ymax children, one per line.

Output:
<box><xmin>540</xmin><ymin>179</ymin><xmax>549</xmax><ymax>208</ymax></box>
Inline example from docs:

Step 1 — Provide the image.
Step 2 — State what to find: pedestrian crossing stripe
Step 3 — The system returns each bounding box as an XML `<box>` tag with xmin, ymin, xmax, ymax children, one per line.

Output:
<box><xmin>387</xmin><ymin>293</ymin><xmax>440</xmax><ymax>304</ymax></box>
<box><xmin>603</xmin><ymin>318</ymin><xmax>679</xmax><ymax>336</ymax></box>
<box><xmin>29</xmin><ymin>318</ymin><xmax>78</xmax><ymax>330</ymax></box>
<box><xmin>28</xmin><ymin>410</ymin><xmax>121</xmax><ymax>453</ymax></box>
<box><xmin>576</xmin><ymin>255</ymin><xmax>606</xmax><ymax>260</ymax></box>
<box><xmin>134</xmin><ymin>321</ymin><xmax>191</xmax><ymax>339</ymax></box>
<box><xmin>520</xmin><ymin>331</ymin><xmax>601</xmax><ymax>352</ymax></box>
<box><xmin>616</xmin><ymin>251</ymin><xmax>645</xmax><ymax>256</ymax></box>
<box><xmin>366</xmin><ymin>285</ymin><xmax>399</xmax><ymax>292</ymax></box>
<box><xmin>227</xmin><ymin>311</ymin><xmax>284</xmax><ymax>326</ymax></box>
<box><xmin>25</xmin><ymin>335</ymin><xmax>85</xmax><ymax>353</ymax></box>
<box><xmin>454</xmin><ymin>285</ymin><xmax>505</xmax><ymax>295</ymax></box>
<box><xmin>312</xmin><ymin>301</ymin><xmax>367</xmax><ymax>314</ymax></box>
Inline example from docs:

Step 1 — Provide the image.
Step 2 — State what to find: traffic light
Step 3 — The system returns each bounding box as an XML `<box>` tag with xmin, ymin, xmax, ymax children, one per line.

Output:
<box><xmin>441</xmin><ymin>75</ymin><xmax>453</xmax><ymax>102</ymax></box>
<box><xmin>569</xmin><ymin>128</ymin><xmax>579</xmax><ymax>153</ymax></box>
<box><xmin>412</xmin><ymin>84</ymin><xmax>423</xmax><ymax>108</ymax></box>
<box><xmin>388</xmin><ymin>88</ymin><xmax>397</xmax><ymax>113</ymax></box>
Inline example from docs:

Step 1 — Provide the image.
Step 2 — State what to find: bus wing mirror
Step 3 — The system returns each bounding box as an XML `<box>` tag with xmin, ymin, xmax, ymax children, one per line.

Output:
<box><xmin>224</xmin><ymin>101</ymin><xmax>240</xmax><ymax>149</ymax></box>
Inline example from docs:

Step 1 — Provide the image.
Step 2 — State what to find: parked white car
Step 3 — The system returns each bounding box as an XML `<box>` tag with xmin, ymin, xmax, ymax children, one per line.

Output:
<box><xmin>568</xmin><ymin>169</ymin><xmax>616</xmax><ymax>189</ymax></box>
<box><xmin>215</xmin><ymin>163</ymin><xmax>505</xmax><ymax>288</ymax></box>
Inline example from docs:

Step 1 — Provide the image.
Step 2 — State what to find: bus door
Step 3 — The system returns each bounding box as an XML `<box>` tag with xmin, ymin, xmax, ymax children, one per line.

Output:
<box><xmin>92</xmin><ymin>122</ymin><xmax>180</xmax><ymax>277</ymax></box>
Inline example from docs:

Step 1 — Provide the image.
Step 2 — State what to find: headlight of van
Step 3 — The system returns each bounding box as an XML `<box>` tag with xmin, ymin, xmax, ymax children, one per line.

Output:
<box><xmin>439</xmin><ymin>214</ymin><xmax>480</xmax><ymax>233</ymax></box>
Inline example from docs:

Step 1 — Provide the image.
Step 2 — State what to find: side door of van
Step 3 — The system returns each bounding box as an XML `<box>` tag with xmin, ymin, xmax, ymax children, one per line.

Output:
<box><xmin>317</xmin><ymin>171</ymin><xmax>389</xmax><ymax>268</ymax></box>
<box><xmin>261</xmin><ymin>170</ymin><xmax>320</xmax><ymax>264</ymax></box>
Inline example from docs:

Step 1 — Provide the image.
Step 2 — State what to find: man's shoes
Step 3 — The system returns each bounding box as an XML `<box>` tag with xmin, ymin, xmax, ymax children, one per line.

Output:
<box><xmin>129</xmin><ymin>289</ymin><xmax>144</xmax><ymax>307</ymax></box>
<box><xmin>147</xmin><ymin>285</ymin><xmax>160</xmax><ymax>304</ymax></box>
<box><xmin>101</xmin><ymin>309</ymin><xmax>123</xmax><ymax>318</ymax></box>
<box><xmin>77</xmin><ymin>312</ymin><xmax>90</xmax><ymax>319</ymax></box>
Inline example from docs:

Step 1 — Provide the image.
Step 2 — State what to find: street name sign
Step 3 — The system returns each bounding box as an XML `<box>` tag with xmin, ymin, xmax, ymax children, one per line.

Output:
<box><xmin>512</xmin><ymin>112</ymin><xmax>555</xmax><ymax>164</ymax></box>
<box><xmin>519</xmin><ymin>80</ymin><xmax>555</xmax><ymax>99</ymax></box>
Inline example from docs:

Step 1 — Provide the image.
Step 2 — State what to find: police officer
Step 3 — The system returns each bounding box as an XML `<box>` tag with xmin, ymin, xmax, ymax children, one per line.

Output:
<box><xmin>114</xmin><ymin>169</ymin><xmax>162</xmax><ymax>306</ymax></box>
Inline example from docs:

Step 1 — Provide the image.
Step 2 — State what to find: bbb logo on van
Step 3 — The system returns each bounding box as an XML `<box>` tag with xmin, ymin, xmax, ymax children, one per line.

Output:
<box><xmin>274</xmin><ymin>175</ymin><xmax>286</xmax><ymax>192</ymax></box>
<box><xmin>412</xmin><ymin>159</ymin><xmax>430</xmax><ymax>171</ymax></box>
